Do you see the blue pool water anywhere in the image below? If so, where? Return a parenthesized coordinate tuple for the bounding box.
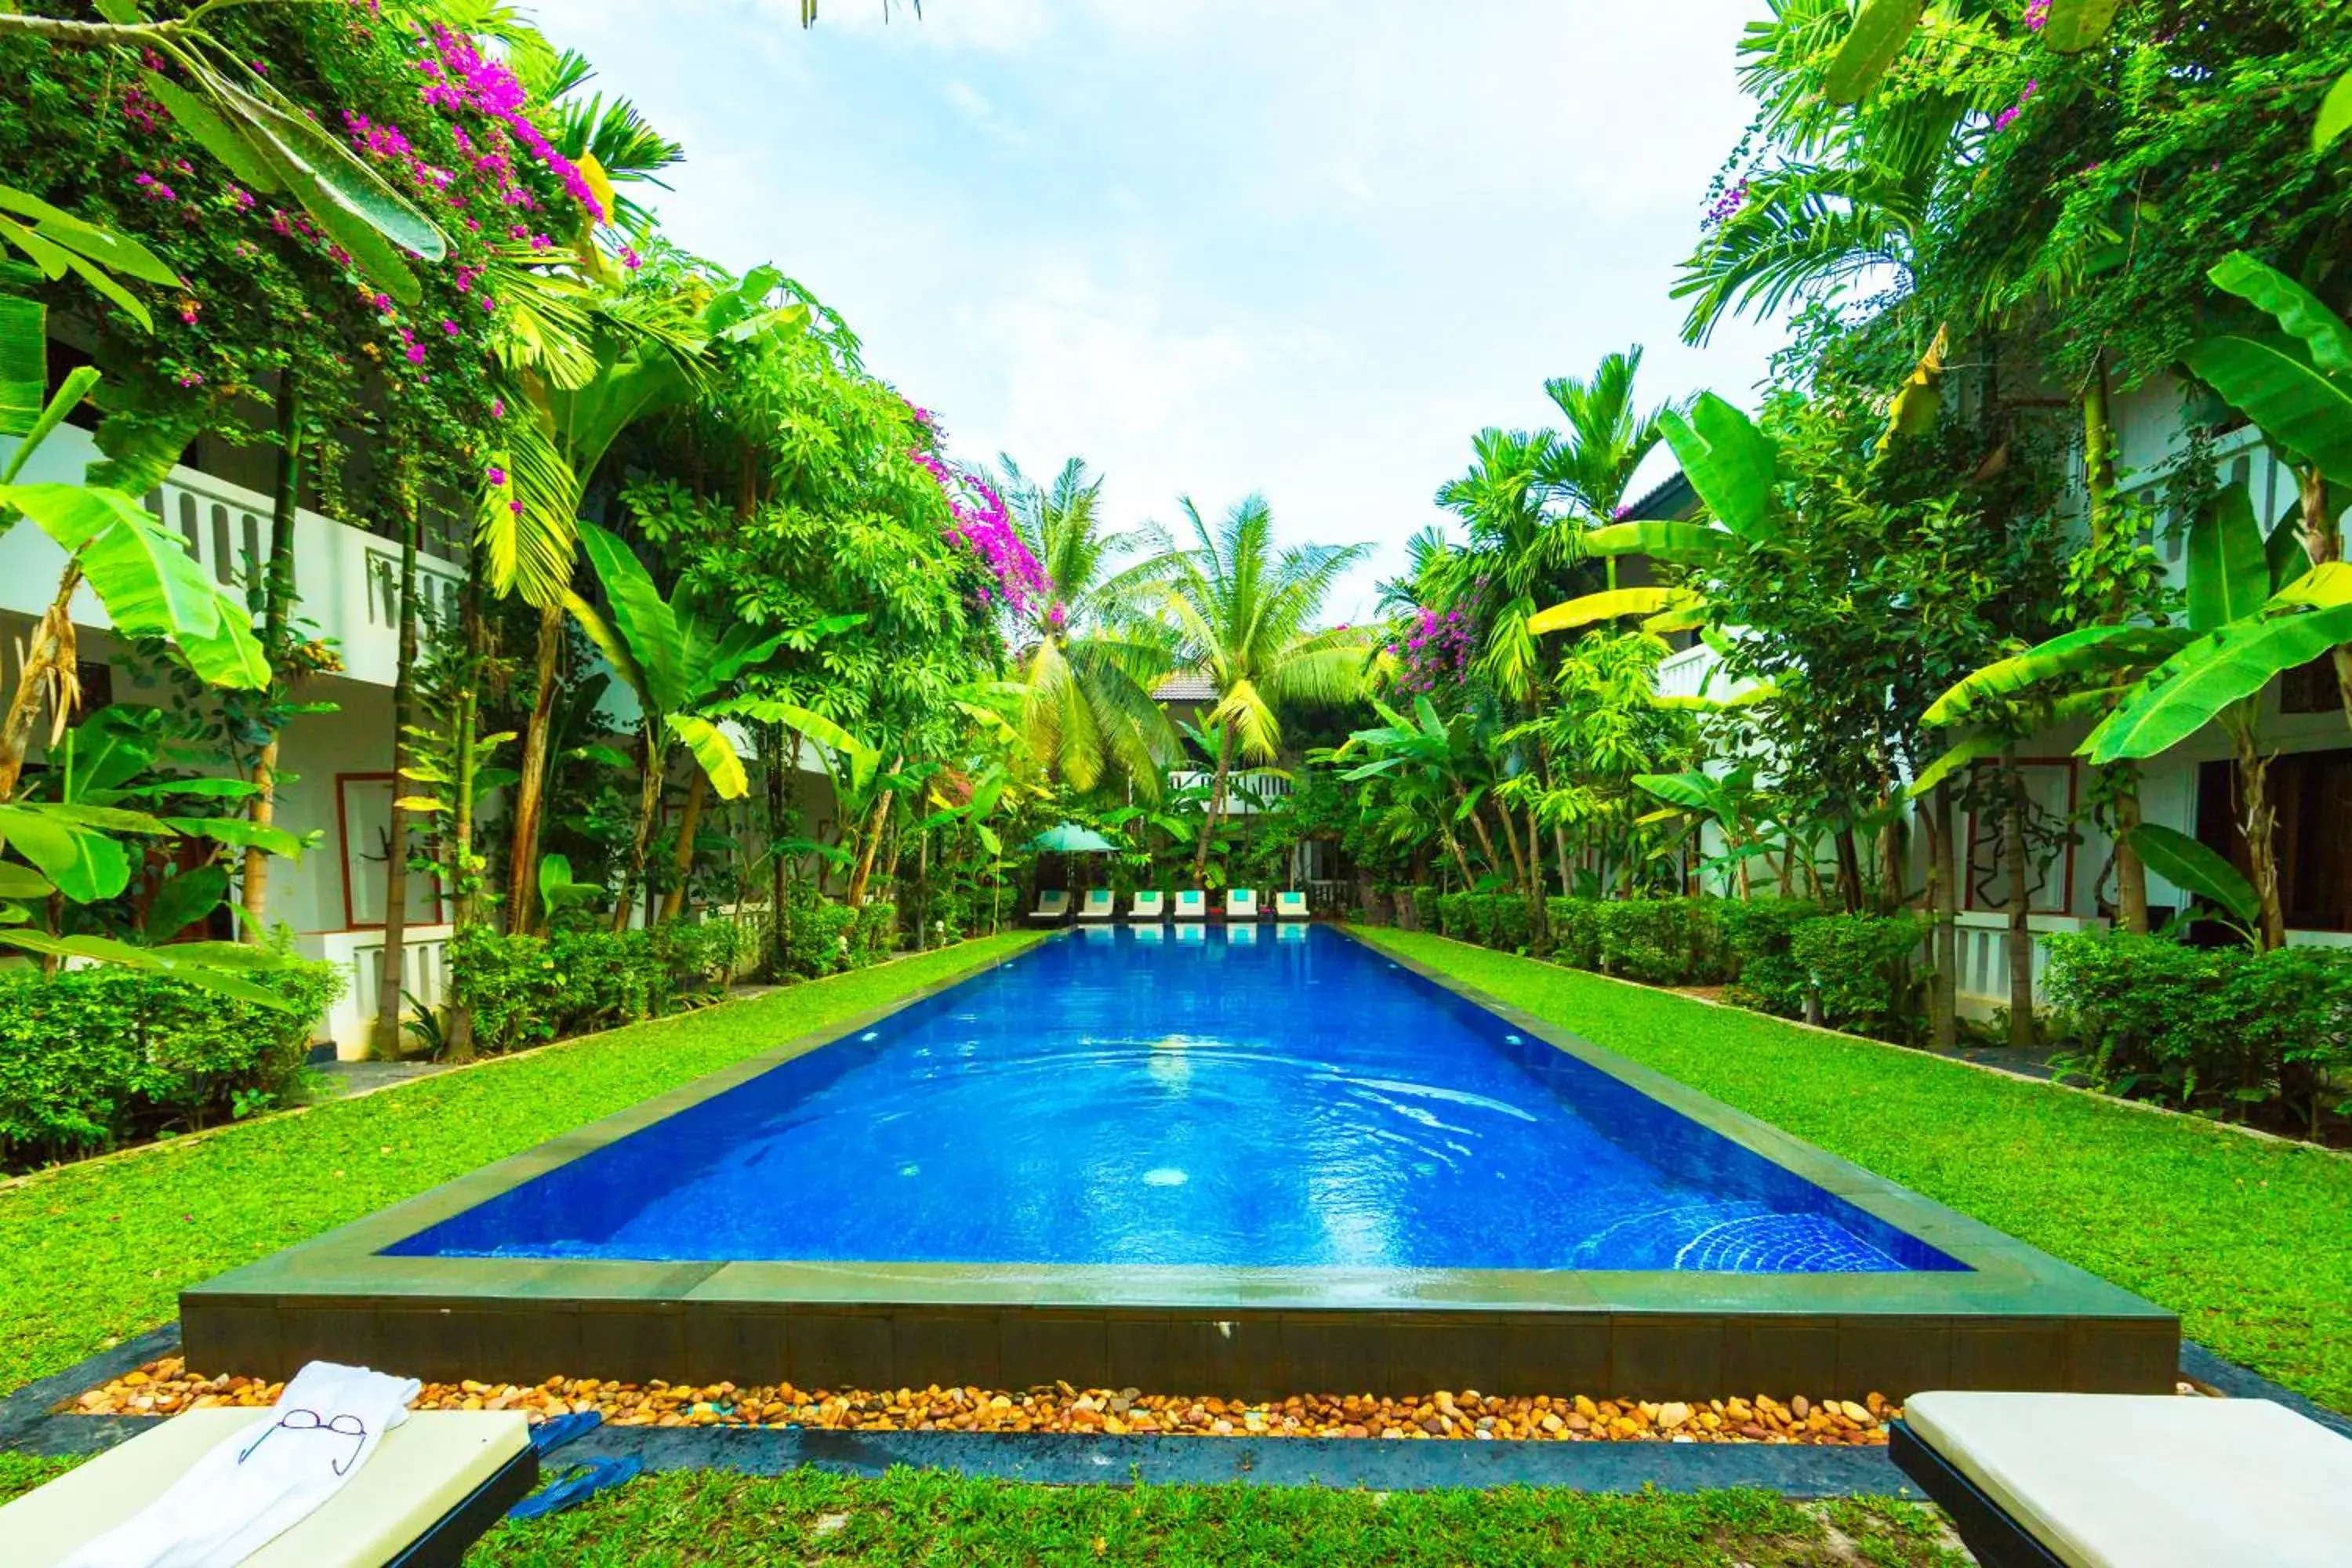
(391, 927, 1962, 1274)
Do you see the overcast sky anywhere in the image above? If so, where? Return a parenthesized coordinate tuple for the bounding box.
(540, 1, 1784, 620)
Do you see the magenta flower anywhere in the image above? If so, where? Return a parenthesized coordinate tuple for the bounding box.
(487, 466, 508, 487)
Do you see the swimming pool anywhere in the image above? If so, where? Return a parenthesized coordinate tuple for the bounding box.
(184, 927, 2178, 1399)
(389, 926, 1957, 1275)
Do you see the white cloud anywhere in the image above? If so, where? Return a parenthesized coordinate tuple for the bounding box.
(538, 0, 1788, 619)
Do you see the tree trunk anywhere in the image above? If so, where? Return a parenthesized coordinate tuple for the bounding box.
(1439, 790, 1476, 888)
(2292, 466, 2352, 735)
(1833, 826, 1864, 914)
(1191, 728, 1233, 885)
(370, 495, 422, 1059)
(2232, 726, 2288, 952)
(2002, 755, 2036, 1049)
(659, 768, 708, 923)
(2112, 768, 2149, 935)
(845, 783, 893, 907)
(0, 562, 82, 805)
(506, 603, 565, 935)
(613, 728, 662, 933)
(242, 370, 305, 942)
(913, 828, 930, 953)
(769, 725, 790, 977)
(1929, 780, 1960, 1052)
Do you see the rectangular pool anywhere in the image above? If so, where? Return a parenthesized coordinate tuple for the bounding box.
(390, 927, 1958, 1275)
(184, 927, 2178, 1401)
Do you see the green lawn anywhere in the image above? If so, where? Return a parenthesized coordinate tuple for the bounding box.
(467, 1471, 1962, 1566)
(1361, 929, 2352, 1413)
(0, 1457, 1958, 1565)
(0, 934, 1041, 1400)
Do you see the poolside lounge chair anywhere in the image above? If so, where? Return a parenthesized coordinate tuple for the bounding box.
(1225, 888, 1261, 922)
(1029, 889, 1070, 924)
(1890, 1391, 2352, 1568)
(1174, 890, 1207, 921)
(1128, 890, 1167, 922)
(4, 1408, 538, 1567)
(1076, 888, 1115, 922)
(1275, 890, 1310, 921)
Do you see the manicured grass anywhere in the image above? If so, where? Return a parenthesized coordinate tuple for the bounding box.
(0, 934, 1041, 1400)
(1362, 929, 2352, 1412)
(0, 1454, 1957, 1563)
(466, 1469, 1961, 1566)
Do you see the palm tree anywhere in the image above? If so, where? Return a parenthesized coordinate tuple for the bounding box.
(1156, 496, 1370, 882)
(1541, 347, 1678, 532)
(999, 457, 1181, 797)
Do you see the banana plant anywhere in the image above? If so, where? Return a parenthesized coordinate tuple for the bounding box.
(1825, 0, 2122, 107)
(568, 522, 811, 927)
(1526, 394, 1776, 637)
(2078, 553, 2352, 952)
(1, 183, 179, 408)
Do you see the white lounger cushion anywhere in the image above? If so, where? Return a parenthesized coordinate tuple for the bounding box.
(7, 1410, 530, 1568)
(1905, 1392, 2352, 1568)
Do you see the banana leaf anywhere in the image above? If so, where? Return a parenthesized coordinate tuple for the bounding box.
(2125, 823, 2259, 927)
(666, 713, 749, 800)
(2185, 332, 2352, 487)
(2085, 601, 2352, 764)
(1658, 394, 1779, 540)
(2187, 482, 2270, 633)
(1578, 520, 1730, 564)
(1824, 0, 1923, 106)
(2041, 0, 2124, 52)
(1527, 586, 1704, 636)
(1923, 625, 2190, 726)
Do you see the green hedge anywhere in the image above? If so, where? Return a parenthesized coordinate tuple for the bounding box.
(0, 961, 342, 1171)
(1718, 898, 1834, 1016)
(1791, 913, 1926, 1042)
(2045, 931, 2352, 1136)
(450, 920, 762, 1057)
(1436, 893, 1530, 952)
(1541, 898, 1724, 986)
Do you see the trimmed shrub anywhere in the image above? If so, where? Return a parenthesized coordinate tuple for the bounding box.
(1406, 885, 1439, 935)
(1595, 898, 1726, 987)
(850, 901, 900, 967)
(2046, 931, 2352, 1134)
(0, 960, 341, 1171)
(1437, 893, 1530, 952)
(1546, 898, 1603, 971)
(1788, 913, 1926, 1042)
(783, 894, 858, 979)
(1719, 898, 1834, 1016)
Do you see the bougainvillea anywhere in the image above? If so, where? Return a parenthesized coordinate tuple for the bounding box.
(1389, 604, 1476, 695)
(912, 445, 1050, 615)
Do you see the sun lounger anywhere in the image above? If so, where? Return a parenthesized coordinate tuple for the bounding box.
(1029, 890, 1070, 924)
(1173, 890, 1207, 921)
(1890, 1391, 2352, 1568)
(1275, 890, 1310, 921)
(4, 1408, 538, 1568)
(1076, 888, 1115, 922)
(1128, 890, 1167, 922)
(1225, 888, 1261, 921)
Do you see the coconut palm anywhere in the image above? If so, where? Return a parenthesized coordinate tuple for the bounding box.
(1156, 496, 1370, 881)
(999, 457, 1181, 797)
(1540, 348, 1679, 528)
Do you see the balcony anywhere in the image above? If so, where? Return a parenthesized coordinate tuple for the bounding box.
(0, 421, 465, 689)
(1167, 769, 1293, 815)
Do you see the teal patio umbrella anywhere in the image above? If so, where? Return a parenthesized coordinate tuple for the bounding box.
(1026, 824, 1118, 855)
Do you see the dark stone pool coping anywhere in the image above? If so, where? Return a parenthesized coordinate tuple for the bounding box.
(176, 929, 2177, 1399)
(9, 1325, 2343, 1497)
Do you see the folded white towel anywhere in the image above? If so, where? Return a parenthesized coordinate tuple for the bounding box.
(64, 1361, 421, 1568)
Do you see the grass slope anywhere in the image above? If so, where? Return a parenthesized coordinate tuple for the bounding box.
(0, 934, 1040, 1399)
(1362, 930, 2352, 1412)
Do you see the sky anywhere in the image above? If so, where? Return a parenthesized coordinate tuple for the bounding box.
(539, 1, 1787, 621)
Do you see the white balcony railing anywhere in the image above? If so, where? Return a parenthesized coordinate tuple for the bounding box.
(1168, 769, 1294, 815)
(1949, 910, 2107, 1021)
(0, 422, 463, 689)
(300, 924, 454, 1060)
